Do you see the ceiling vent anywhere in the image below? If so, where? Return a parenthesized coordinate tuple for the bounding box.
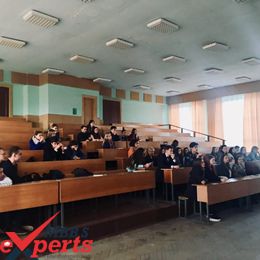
(93, 77, 112, 83)
(70, 55, 95, 63)
(164, 76, 182, 82)
(132, 85, 151, 90)
(242, 57, 260, 65)
(197, 84, 212, 89)
(124, 68, 145, 74)
(0, 36, 27, 48)
(23, 10, 59, 28)
(202, 42, 229, 51)
(204, 68, 223, 74)
(41, 68, 65, 74)
(106, 38, 134, 49)
(166, 90, 180, 94)
(147, 18, 180, 33)
(235, 76, 251, 82)
(162, 55, 187, 63)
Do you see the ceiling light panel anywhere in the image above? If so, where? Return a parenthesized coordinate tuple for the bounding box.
(132, 85, 151, 90)
(166, 90, 180, 94)
(235, 76, 251, 82)
(70, 55, 95, 63)
(164, 76, 182, 82)
(41, 68, 65, 74)
(197, 84, 212, 89)
(202, 42, 229, 50)
(93, 77, 112, 83)
(0, 36, 27, 48)
(124, 68, 145, 74)
(106, 38, 134, 49)
(147, 18, 180, 33)
(204, 68, 223, 74)
(162, 55, 187, 63)
(242, 57, 260, 65)
(23, 10, 59, 28)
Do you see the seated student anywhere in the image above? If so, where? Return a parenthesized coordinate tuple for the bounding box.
(29, 130, 45, 150)
(120, 127, 128, 141)
(77, 125, 92, 145)
(45, 128, 57, 143)
(210, 147, 218, 159)
(102, 133, 115, 149)
(183, 147, 189, 158)
(216, 145, 228, 164)
(110, 126, 120, 142)
(128, 139, 139, 158)
(157, 145, 178, 169)
(87, 120, 95, 135)
(232, 155, 247, 178)
(240, 146, 249, 161)
(50, 123, 61, 141)
(1, 146, 23, 184)
(128, 128, 139, 142)
(171, 139, 179, 152)
(43, 137, 66, 161)
(187, 157, 223, 222)
(247, 146, 260, 161)
(127, 148, 152, 171)
(216, 154, 232, 178)
(0, 167, 12, 187)
(91, 127, 103, 141)
(0, 147, 7, 165)
(65, 140, 84, 160)
(183, 142, 200, 167)
(175, 147, 184, 167)
(144, 147, 157, 166)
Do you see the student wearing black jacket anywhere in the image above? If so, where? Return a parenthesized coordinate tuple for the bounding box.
(183, 142, 200, 167)
(216, 154, 232, 178)
(43, 138, 66, 161)
(65, 141, 84, 160)
(86, 120, 95, 135)
(216, 145, 228, 164)
(110, 126, 120, 142)
(77, 125, 92, 145)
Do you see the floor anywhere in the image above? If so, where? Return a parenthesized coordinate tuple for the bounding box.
(39, 204, 260, 260)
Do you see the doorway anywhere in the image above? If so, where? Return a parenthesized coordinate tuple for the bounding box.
(103, 99, 121, 125)
(82, 96, 97, 124)
(0, 86, 9, 117)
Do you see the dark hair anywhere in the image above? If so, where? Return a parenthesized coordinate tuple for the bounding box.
(81, 125, 87, 129)
(171, 139, 179, 146)
(240, 146, 246, 154)
(48, 137, 58, 144)
(192, 158, 204, 170)
(219, 145, 227, 152)
(8, 146, 21, 157)
(251, 146, 259, 153)
(229, 147, 234, 154)
(203, 154, 214, 168)
(48, 128, 55, 133)
(87, 120, 95, 125)
(235, 146, 240, 149)
(190, 142, 198, 148)
(211, 147, 217, 154)
(69, 140, 78, 146)
(164, 145, 172, 151)
(34, 130, 43, 136)
(52, 124, 58, 128)
(129, 139, 139, 147)
(131, 128, 137, 134)
(235, 154, 244, 164)
(129, 148, 145, 166)
(121, 127, 126, 133)
(110, 126, 117, 131)
(220, 154, 229, 165)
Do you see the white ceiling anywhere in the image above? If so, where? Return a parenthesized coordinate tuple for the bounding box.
(0, 0, 260, 96)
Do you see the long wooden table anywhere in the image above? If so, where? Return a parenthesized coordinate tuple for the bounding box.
(0, 180, 59, 213)
(59, 170, 155, 226)
(163, 167, 191, 201)
(195, 175, 260, 219)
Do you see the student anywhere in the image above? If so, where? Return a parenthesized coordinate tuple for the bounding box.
(171, 139, 179, 152)
(234, 146, 240, 155)
(232, 155, 247, 178)
(127, 148, 152, 171)
(128, 128, 139, 142)
(175, 147, 184, 167)
(77, 125, 92, 144)
(0, 147, 7, 165)
(87, 120, 95, 134)
(43, 138, 66, 161)
(183, 147, 189, 157)
(183, 142, 200, 167)
(1, 146, 23, 184)
(0, 148, 12, 186)
(50, 123, 60, 141)
(120, 127, 128, 141)
(29, 130, 45, 150)
(247, 146, 260, 161)
(144, 147, 157, 166)
(216, 145, 228, 164)
(157, 145, 177, 169)
(110, 126, 120, 142)
(65, 140, 84, 160)
(128, 139, 139, 158)
(91, 127, 103, 141)
(240, 146, 249, 161)
(45, 128, 57, 143)
(187, 157, 223, 222)
(216, 154, 232, 178)
(102, 133, 115, 149)
(210, 147, 218, 159)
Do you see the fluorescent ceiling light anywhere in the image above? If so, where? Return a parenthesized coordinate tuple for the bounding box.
(235, 76, 251, 82)
(124, 68, 145, 74)
(41, 68, 65, 74)
(132, 85, 151, 90)
(70, 55, 95, 63)
(202, 42, 229, 50)
(0, 36, 27, 48)
(242, 57, 260, 65)
(197, 84, 212, 89)
(162, 55, 186, 63)
(204, 68, 223, 74)
(147, 18, 180, 33)
(93, 77, 112, 83)
(23, 10, 59, 28)
(106, 38, 134, 49)
(166, 90, 180, 94)
(164, 76, 182, 82)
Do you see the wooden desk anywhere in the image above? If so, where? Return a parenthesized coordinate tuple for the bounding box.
(21, 150, 44, 162)
(163, 167, 191, 201)
(59, 170, 155, 225)
(195, 175, 260, 219)
(0, 181, 59, 213)
(98, 148, 128, 159)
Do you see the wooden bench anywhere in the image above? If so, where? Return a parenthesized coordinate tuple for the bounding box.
(59, 170, 156, 225)
(21, 150, 44, 162)
(98, 148, 128, 159)
(82, 141, 103, 152)
(0, 180, 59, 213)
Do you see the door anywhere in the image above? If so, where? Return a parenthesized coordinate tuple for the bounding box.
(103, 99, 121, 125)
(0, 87, 9, 117)
(82, 97, 95, 124)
